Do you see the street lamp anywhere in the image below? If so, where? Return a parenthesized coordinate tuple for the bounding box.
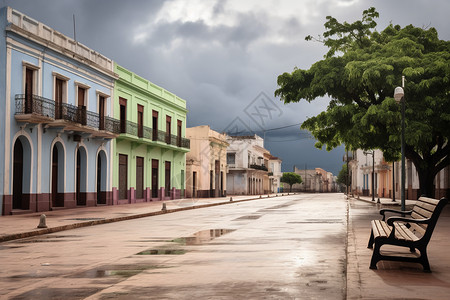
(363, 150, 379, 203)
(394, 76, 406, 212)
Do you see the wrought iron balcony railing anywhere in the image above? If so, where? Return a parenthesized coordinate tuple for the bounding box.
(15, 94, 120, 135)
(117, 123, 190, 149)
(250, 164, 268, 171)
(15, 94, 55, 118)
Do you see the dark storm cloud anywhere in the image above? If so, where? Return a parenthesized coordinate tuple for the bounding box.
(3, 0, 449, 175)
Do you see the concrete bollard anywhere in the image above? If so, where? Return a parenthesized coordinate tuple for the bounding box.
(37, 214, 48, 228)
(161, 202, 167, 211)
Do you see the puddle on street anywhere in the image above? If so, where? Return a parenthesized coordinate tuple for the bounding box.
(11, 288, 101, 300)
(172, 229, 236, 245)
(15, 235, 81, 243)
(68, 264, 168, 278)
(288, 219, 343, 224)
(135, 229, 235, 255)
(136, 249, 186, 255)
(65, 217, 105, 221)
(233, 215, 261, 220)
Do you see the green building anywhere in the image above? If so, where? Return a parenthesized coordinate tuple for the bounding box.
(112, 64, 189, 204)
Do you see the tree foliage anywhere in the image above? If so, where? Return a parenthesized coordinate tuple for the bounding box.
(336, 163, 350, 187)
(280, 172, 303, 192)
(275, 7, 450, 196)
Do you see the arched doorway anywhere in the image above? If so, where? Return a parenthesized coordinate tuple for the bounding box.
(76, 147, 87, 206)
(51, 143, 65, 207)
(96, 150, 107, 204)
(13, 139, 24, 209)
(13, 137, 31, 210)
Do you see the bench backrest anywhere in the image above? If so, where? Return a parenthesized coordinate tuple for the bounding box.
(409, 197, 448, 241)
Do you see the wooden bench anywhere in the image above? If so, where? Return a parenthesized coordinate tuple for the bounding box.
(367, 196, 448, 272)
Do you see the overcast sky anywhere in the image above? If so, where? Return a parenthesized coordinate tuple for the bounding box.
(5, 0, 449, 175)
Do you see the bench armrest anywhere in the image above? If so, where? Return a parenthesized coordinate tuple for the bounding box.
(386, 216, 430, 226)
(380, 208, 413, 221)
(386, 216, 429, 239)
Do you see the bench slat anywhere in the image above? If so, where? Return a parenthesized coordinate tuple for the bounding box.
(409, 223, 426, 236)
(418, 197, 440, 206)
(416, 202, 437, 213)
(412, 207, 433, 219)
(372, 220, 390, 238)
(394, 223, 419, 241)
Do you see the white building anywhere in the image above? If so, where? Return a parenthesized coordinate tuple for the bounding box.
(226, 135, 271, 195)
(268, 155, 282, 193)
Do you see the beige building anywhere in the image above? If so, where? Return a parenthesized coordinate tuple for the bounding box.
(185, 126, 229, 198)
(292, 167, 337, 192)
(348, 149, 450, 200)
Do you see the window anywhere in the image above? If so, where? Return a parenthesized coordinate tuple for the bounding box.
(152, 159, 159, 198)
(152, 110, 158, 141)
(136, 156, 144, 199)
(165, 161, 171, 197)
(119, 97, 127, 133)
(22, 62, 39, 114)
(166, 115, 171, 144)
(119, 154, 128, 200)
(227, 153, 236, 165)
(96, 91, 109, 131)
(53, 72, 69, 119)
(76, 84, 88, 125)
(137, 104, 144, 138)
(98, 95, 106, 130)
(177, 120, 182, 147)
(25, 68, 34, 113)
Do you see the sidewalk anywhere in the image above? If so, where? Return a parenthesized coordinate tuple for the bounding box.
(347, 195, 450, 299)
(0, 194, 282, 243)
(1, 193, 449, 299)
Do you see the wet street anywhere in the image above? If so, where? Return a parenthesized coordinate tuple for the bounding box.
(0, 193, 347, 299)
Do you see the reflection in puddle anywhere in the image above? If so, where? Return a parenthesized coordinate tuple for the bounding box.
(136, 249, 186, 255)
(172, 229, 236, 245)
(134, 229, 235, 256)
(69, 265, 164, 278)
(233, 215, 261, 221)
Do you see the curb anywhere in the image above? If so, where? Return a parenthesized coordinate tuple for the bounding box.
(0, 195, 274, 243)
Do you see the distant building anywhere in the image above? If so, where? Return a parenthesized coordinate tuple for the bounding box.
(348, 149, 450, 200)
(292, 167, 337, 192)
(226, 135, 270, 195)
(268, 155, 282, 193)
(0, 7, 119, 215)
(185, 125, 229, 198)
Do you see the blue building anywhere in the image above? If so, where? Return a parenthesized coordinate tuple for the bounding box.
(0, 7, 119, 215)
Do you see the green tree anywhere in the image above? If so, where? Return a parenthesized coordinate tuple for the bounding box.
(336, 163, 351, 187)
(275, 7, 450, 197)
(280, 172, 303, 192)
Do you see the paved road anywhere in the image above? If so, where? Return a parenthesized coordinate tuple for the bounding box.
(0, 193, 347, 299)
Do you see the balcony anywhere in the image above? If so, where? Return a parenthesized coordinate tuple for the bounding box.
(250, 164, 268, 171)
(15, 94, 120, 138)
(117, 122, 190, 150)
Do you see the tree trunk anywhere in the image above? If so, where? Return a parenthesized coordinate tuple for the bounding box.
(416, 166, 435, 198)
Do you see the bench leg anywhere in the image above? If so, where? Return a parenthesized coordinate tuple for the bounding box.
(369, 242, 381, 269)
(367, 229, 374, 249)
(418, 247, 431, 272)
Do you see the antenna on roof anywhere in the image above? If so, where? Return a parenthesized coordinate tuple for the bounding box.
(73, 14, 77, 41)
